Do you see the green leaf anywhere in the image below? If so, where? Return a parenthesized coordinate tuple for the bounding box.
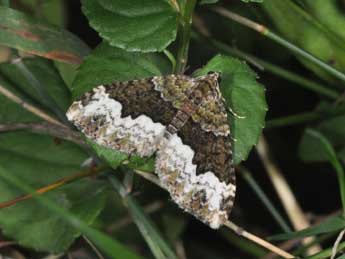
(318, 115, 345, 148)
(261, 0, 345, 82)
(14, 0, 66, 27)
(86, 139, 128, 169)
(0, 6, 90, 64)
(304, 0, 345, 43)
(81, 0, 178, 52)
(0, 131, 109, 253)
(0, 165, 143, 259)
(109, 176, 177, 259)
(0, 76, 40, 123)
(299, 128, 330, 162)
(269, 216, 345, 240)
(195, 55, 267, 164)
(72, 42, 171, 99)
(71, 42, 170, 168)
(0, 57, 71, 112)
(298, 129, 345, 213)
(54, 61, 79, 90)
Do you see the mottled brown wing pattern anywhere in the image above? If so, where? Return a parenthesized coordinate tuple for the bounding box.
(66, 73, 236, 229)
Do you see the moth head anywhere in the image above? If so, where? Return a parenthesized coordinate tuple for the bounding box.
(195, 71, 222, 99)
(207, 71, 221, 85)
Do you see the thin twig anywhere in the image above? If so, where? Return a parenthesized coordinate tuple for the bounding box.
(224, 221, 295, 259)
(0, 84, 66, 128)
(131, 170, 294, 258)
(0, 122, 85, 146)
(0, 165, 107, 209)
(331, 229, 345, 259)
(83, 235, 105, 259)
(256, 135, 321, 255)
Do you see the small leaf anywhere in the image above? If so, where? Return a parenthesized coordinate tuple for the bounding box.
(269, 216, 345, 240)
(86, 139, 128, 169)
(0, 131, 108, 252)
(0, 6, 90, 64)
(298, 129, 345, 213)
(195, 55, 267, 164)
(81, 0, 178, 52)
(299, 128, 330, 162)
(318, 115, 345, 148)
(71, 42, 170, 168)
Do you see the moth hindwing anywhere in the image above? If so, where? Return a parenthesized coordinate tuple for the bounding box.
(66, 73, 236, 229)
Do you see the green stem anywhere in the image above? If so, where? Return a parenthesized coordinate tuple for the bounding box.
(266, 106, 345, 129)
(108, 174, 178, 259)
(332, 161, 345, 216)
(175, 0, 197, 74)
(13, 57, 69, 125)
(163, 49, 176, 73)
(307, 129, 345, 215)
(240, 167, 292, 233)
(265, 112, 321, 128)
(212, 7, 345, 86)
(193, 32, 339, 99)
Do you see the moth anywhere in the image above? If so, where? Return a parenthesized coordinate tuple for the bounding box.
(66, 72, 236, 229)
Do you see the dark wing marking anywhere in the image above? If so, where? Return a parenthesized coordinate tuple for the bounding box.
(155, 73, 236, 229)
(66, 78, 178, 157)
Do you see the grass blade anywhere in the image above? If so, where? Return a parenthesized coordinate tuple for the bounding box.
(0, 165, 143, 259)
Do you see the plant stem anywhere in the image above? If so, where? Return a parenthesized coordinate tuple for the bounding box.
(240, 167, 292, 233)
(130, 170, 294, 258)
(163, 49, 176, 73)
(108, 174, 178, 259)
(256, 135, 321, 255)
(0, 83, 66, 128)
(266, 106, 345, 129)
(266, 112, 321, 128)
(193, 32, 339, 99)
(212, 7, 345, 86)
(0, 122, 85, 146)
(175, 0, 197, 74)
(224, 221, 295, 258)
(12, 57, 69, 124)
(0, 165, 107, 209)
